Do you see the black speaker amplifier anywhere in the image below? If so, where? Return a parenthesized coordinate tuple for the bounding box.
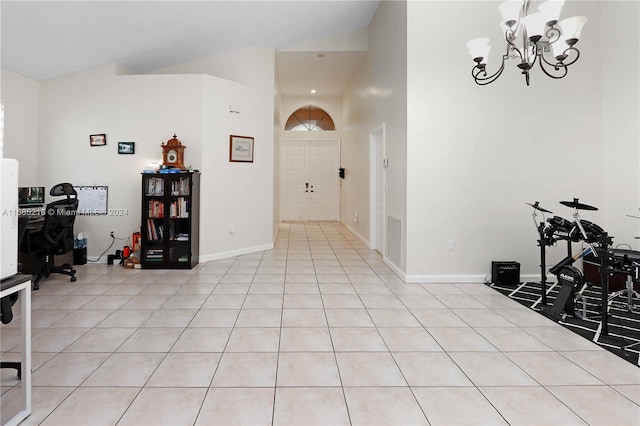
(491, 261, 520, 286)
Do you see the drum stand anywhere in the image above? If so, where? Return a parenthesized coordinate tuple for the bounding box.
(528, 202, 552, 307)
(536, 221, 549, 307)
(539, 201, 598, 321)
(607, 268, 640, 312)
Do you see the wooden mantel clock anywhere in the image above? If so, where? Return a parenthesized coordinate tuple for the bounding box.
(161, 134, 186, 170)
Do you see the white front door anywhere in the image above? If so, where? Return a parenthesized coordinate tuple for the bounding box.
(282, 140, 339, 221)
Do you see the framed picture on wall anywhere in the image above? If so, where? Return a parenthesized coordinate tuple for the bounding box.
(90, 133, 107, 146)
(229, 135, 254, 163)
(118, 142, 135, 154)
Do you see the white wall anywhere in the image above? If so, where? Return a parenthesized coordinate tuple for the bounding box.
(33, 62, 274, 261)
(155, 46, 275, 93)
(601, 1, 640, 248)
(341, 0, 408, 269)
(405, 1, 638, 282)
(155, 45, 277, 247)
(274, 86, 281, 240)
(37, 64, 205, 258)
(0, 68, 40, 184)
(200, 76, 274, 260)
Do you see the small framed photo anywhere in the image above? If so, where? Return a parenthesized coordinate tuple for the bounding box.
(118, 142, 135, 154)
(90, 133, 107, 146)
(229, 135, 254, 163)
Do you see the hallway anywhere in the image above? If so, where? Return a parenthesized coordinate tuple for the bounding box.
(1, 222, 639, 425)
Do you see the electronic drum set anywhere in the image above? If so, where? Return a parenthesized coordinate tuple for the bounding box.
(527, 198, 640, 343)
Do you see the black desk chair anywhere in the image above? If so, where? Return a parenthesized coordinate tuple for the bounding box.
(29, 183, 78, 290)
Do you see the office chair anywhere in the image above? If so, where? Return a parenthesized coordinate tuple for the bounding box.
(29, 183, 78, 290)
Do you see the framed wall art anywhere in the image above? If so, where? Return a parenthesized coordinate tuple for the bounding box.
(90, 133, 107, 146)
(229, 135, 254, 163)
(118, 142, 135, 154)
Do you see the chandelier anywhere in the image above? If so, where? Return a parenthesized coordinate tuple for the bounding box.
(466, 0, 587, 86)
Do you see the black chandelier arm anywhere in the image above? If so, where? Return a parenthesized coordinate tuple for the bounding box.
(527, 42, 539, 68)
(471, 55, 507, 86)
(538, 57, 569, 79)
(539, 49, 560, 68)
(539, 45, 581, 69)
(561, 46, 581, 66)
(504, 30, 525, 62)
(545, 26, 561, 44)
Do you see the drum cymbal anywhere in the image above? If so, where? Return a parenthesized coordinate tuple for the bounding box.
(525, 201, 552, 213)
(560, 198, 598, 211)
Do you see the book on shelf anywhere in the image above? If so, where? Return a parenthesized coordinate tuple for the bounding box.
(169, 197, 189, 218)
(146, 177, 165, 196)
(148, 200, 164, 218)
(146, 219, 164, 241)
(170, 178, 190, 196)
(145, 248, 163, 261)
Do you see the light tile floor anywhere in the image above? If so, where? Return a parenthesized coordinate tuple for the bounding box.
(2, 222, 640, 425)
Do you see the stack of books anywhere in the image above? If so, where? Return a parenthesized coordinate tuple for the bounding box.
(145, 249, 163, 262)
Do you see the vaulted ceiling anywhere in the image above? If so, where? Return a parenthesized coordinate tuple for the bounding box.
(1, 1, 380, 97)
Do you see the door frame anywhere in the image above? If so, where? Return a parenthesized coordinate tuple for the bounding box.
(369, 124, 386, 253)
(280, 138, 341, 222)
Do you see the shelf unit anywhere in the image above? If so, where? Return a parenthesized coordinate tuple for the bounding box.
(140, 172, 200, 269)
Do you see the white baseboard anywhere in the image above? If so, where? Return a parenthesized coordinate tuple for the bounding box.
(383, 257, 406, 281)
(404, 274, 486, 284)
(89, 242, 276, 265)
(273, 225, 280, 246)
(403, 273, 545, 284)
(340, 221, 370, 248)
(199, 243, 274, 263)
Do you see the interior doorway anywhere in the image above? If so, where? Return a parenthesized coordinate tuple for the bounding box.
(369, 124, 386, 254)
(281, 140, 340, 221)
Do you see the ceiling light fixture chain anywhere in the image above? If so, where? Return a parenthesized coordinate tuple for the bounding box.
(467, 0, 587, 86)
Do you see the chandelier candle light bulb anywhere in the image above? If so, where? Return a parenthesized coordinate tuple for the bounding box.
(467, 0, 587, 86)
(466, 38, 491, 65)
(538, 0, 565, 25)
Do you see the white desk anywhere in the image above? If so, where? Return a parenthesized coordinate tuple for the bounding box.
(1, 274, 31, 426)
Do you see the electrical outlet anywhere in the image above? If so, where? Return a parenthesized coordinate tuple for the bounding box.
(447, 240, 456, 251)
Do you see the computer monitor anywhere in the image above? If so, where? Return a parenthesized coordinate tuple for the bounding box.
(18, 186, 45, 207)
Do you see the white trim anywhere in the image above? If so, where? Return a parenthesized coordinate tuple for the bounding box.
(273, 225, 280, 246)
(199, 243, 274, 263)
(383, 257, 406, 282)
(340, 220, 370, 247)
(90, 242, 277, 264)
(369, 124, 385, 253)
(404, 273, 543, 284)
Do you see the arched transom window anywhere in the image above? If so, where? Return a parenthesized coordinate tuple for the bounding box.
(284, 105, 335, 131)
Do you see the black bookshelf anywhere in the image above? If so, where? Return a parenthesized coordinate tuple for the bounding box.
(140, 172, 200, 269)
